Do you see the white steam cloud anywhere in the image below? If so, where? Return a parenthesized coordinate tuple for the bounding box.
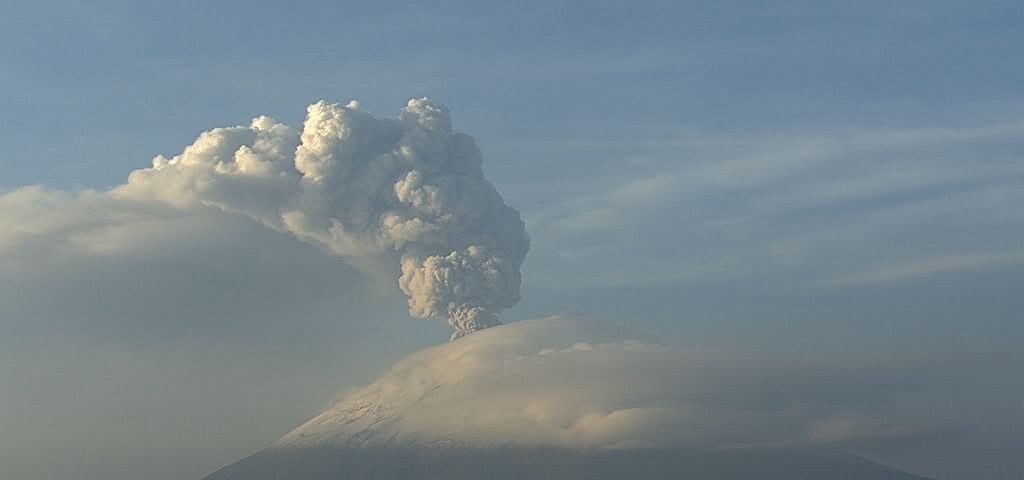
(113, 99, 528, 338)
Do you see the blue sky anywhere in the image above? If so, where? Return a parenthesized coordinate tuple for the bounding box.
(1, 2, 1023, 480)
(5, 1, 1024, 188)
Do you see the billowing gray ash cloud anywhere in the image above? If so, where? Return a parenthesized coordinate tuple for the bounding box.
(116, 99, 529, 339)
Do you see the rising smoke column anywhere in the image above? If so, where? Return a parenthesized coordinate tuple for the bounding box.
(116, 98, 529, 338)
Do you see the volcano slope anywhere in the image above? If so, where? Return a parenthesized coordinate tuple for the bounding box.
(205, 445, 929, 480)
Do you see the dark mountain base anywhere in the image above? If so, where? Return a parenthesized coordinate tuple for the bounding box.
(204, 446, 931, 480)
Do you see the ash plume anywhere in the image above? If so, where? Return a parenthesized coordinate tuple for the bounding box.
(116, 98, 528, 338)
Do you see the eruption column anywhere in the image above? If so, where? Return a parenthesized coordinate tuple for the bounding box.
(118, 98, 529, 338)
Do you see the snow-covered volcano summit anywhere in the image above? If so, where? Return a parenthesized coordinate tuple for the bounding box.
(273, 317, 617, 450)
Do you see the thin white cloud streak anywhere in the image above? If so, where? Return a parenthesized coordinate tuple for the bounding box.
(821, 251, 1024, 287)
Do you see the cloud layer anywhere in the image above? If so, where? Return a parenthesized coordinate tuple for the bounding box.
(276, 317, 953, 452)
(0, 185, 396, 344)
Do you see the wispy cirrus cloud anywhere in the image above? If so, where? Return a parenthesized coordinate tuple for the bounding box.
(507, 119, 1024, 289)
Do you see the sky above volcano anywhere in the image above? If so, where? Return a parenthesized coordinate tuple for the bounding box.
(1, 2, 1023, 480)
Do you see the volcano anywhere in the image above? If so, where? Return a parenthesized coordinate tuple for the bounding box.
(203, 319, 932, 480)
